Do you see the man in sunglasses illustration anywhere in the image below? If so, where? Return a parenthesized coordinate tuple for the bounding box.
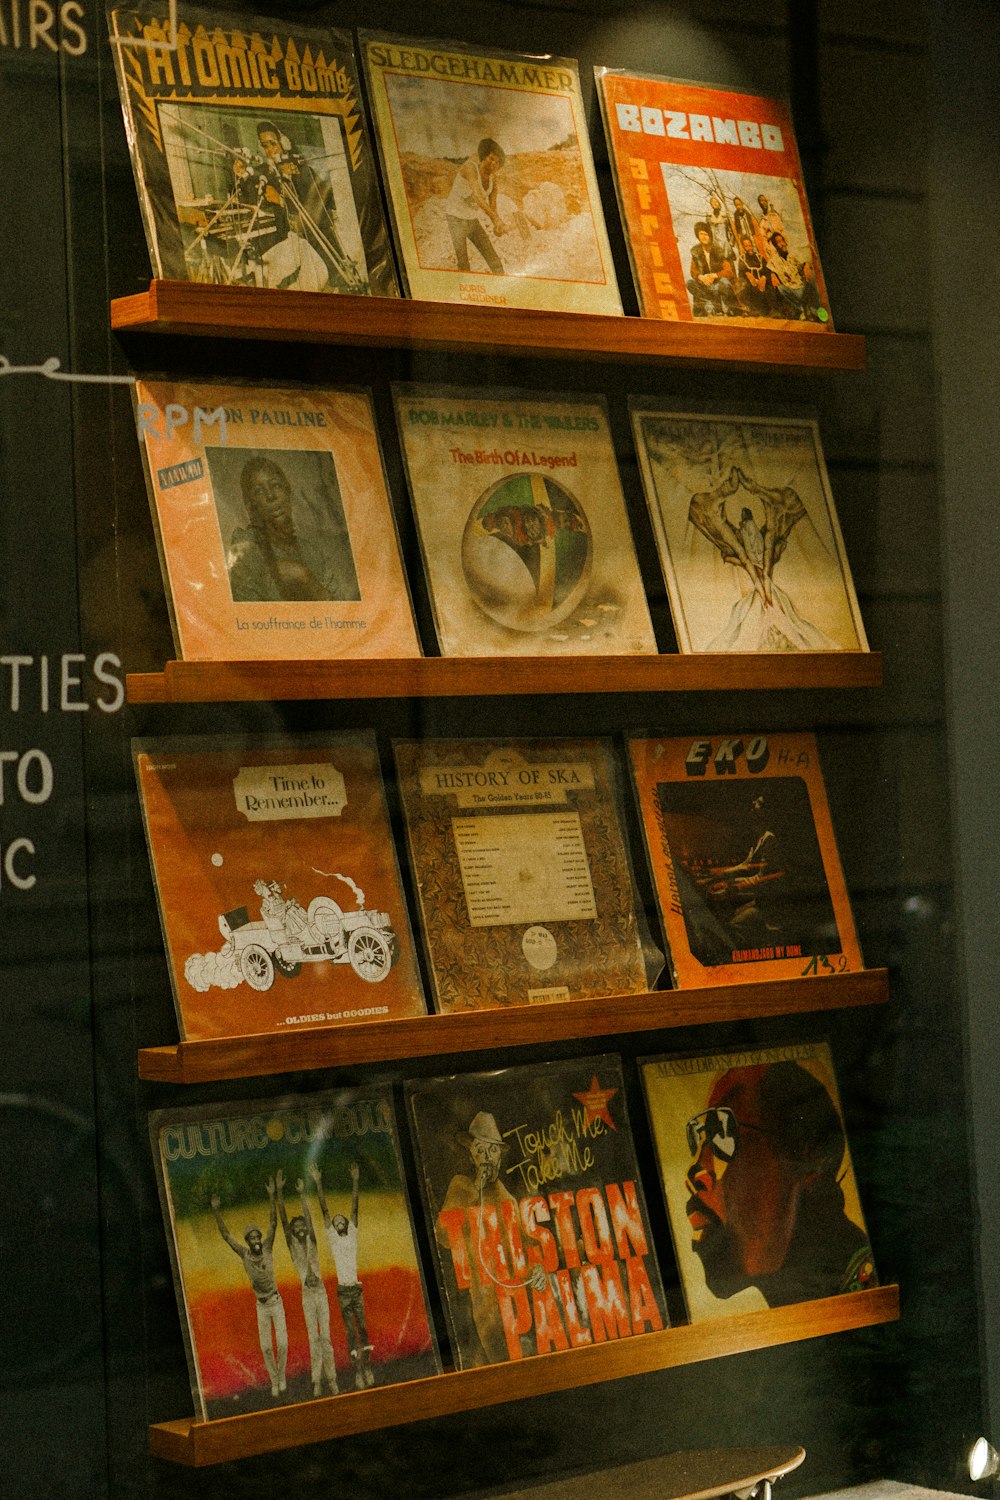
(684, 1061, 876, 1307)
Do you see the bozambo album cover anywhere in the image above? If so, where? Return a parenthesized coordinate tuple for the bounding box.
(360, 33, 622, 313)
(407, 1054, 668, 1368)
(394, 737, 661, 1012)
(628, 732, 863, 989)
(595, 69, 832, 328)
(132, 379, 420, 661)
(392, 385, 657, 656)
(630, 407, 868, 653)
(151, 1086, 440, 1419)
(108, 2, 398, 295)
(640, 1042, 877, 1322)
(133, 732, 427, 1040)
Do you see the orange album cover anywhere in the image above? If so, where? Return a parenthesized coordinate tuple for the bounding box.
(134, 732, 426, 1040)
(133, 379, 421, 661)
(595, 70, 833, 329)
(628, 732, 861, 988)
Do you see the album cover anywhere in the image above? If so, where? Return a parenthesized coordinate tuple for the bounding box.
(407, 1053, 667, 1367)
(640, 1042, 877, 1321)
(108, 3, 398, 295)
(630, 408, 868, 652)
(628, 732, 862, 988)
(360, 33, 622, 313)
(151, 1086, 439, 1418)
(394, 737, 658, 1012)
(392, 385, 657, 655)
(595, 69, 832, 327)
(133, 379, 420, 661)
(134, 732, 426, 1039)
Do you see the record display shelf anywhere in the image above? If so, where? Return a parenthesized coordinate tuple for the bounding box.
(126, 651, 883, 704)
(148, 1284, 898, 1465)
(138, 967, 887, 1083)
(111, 281, 866, 372)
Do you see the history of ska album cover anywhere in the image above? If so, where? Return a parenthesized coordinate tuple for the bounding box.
(595, 70, 832, 328)
(628, 732, 862, 989)
(134, 732, 427, 1041)
(360, 34, 622, 314)
(151, 1086, 439, 1419)
(393, 737, 659, 1013)
(133, 379, 421, 662)
(392, 386, 657, 657)
(407, 1054, 668, 1368)
(108, 3, 399, 295)
(630, 408, 868, 654)
(640, 1041, 877, 1322)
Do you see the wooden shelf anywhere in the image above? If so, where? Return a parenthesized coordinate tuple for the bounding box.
(111, 280, 865, 372)
(148, 1284, 898, 1465)
(126, 651, 882, 704)
(138, 968, 887, 1084)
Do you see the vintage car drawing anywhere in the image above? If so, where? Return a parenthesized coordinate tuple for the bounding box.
(216, 887, 399, 992)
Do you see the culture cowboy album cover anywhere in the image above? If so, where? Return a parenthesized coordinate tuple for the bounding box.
(640, 1042, 877, 1321)
(407, 1054, 668, 1368)
(132, 378, 421, 661)
(628, 732, 863, 988)
(595, 69, 832, 328)
(109, 2, 399, 295)
(392, 385, 657, 657)
(150, 1086, 439, 1418)
(134, 731, 426, 1040)
(360, 33, 622, 313)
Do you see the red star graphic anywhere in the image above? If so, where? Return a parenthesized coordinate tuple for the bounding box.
(572, 1074, 618, 1131)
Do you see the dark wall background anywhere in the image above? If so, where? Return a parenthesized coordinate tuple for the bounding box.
(0, 1, 990, 1497)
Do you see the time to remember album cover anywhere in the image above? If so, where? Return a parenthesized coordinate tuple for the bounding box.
(133, 379, 421, 661)
(134, 732, 426, 1040)
(151, 1086, 440, 1419)
(359, 34, 622, 314)
(392, 386, 657, 656)
(640, 1042, 877, 1322)
(630, 408, 868, 653)
(407, 1054, 668, 1368)
(394, 737, 658, 1013)
(595, 69, 832, 328)
(108, 3, 398, 296)
(628, 732, 862, 989)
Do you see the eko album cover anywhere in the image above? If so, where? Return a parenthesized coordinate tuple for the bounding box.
(407, 1054, 667, 1368)
(133, 379, 420, 661)
(640, 1042, 877, 1321)
(134, 732, 426, 1039)
(360, 34, 622, 313)
(392, 385, 657, 656)
(595, 69, 832, 327)
(108, 2, 398, 295)
(394, 737, 658, 1012)
(630, 408, 868, 653)
(628, 733, 862, 988)
(151, 1086, 439, 1418)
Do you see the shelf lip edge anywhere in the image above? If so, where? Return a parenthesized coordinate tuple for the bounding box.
(147, 1284, 898, 1465)
(138, 968, 889, 1083)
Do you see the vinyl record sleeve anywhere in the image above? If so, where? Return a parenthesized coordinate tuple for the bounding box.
(595, 69, 832, 328)
(639, 1042, 877, 1322)
(407, 1053, 668, 1368)
(392, 385, 657, 656)
(628, 732, 862, 988)
(394, 737, 658, 1012)
(134, 731, 427, 1040)
(360, 33, 622, 313)
(132, 379, 421, 661)
(630, 407, 868, 653)
(150, 1085, 440, 1419)
(108, 3, 398, 296)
